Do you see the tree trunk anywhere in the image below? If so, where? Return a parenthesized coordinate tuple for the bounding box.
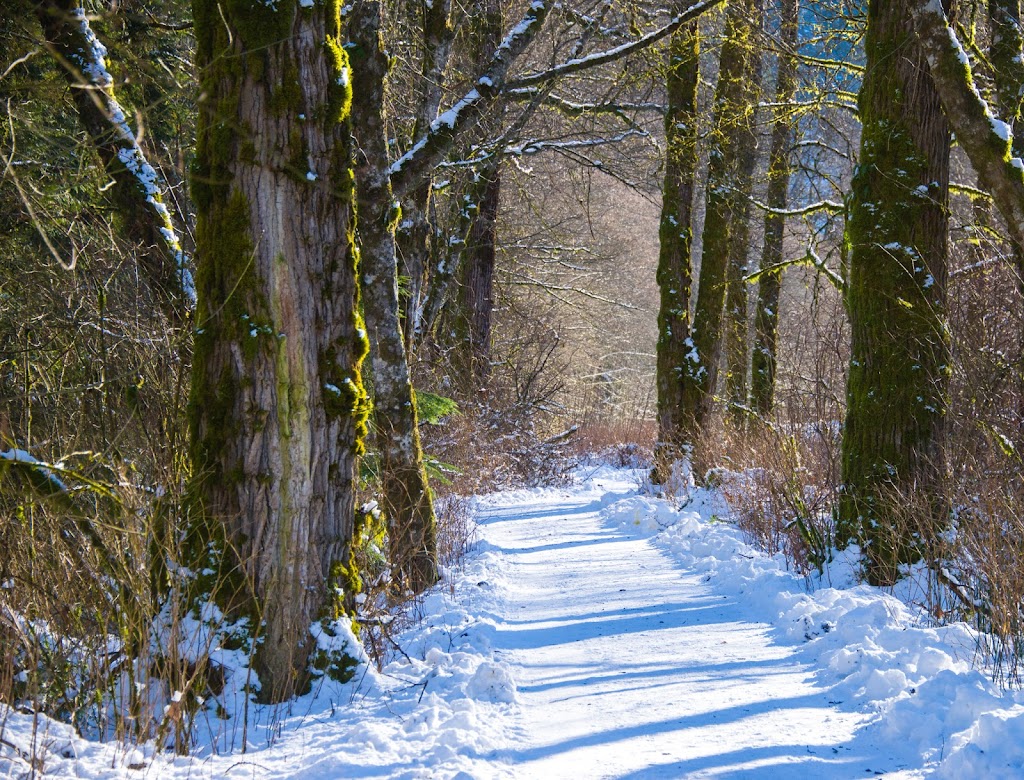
(458, 168, 501, 378)
(350, 0, 438, 596)
(35, 0, 191, 326)
(751, 0, 799, 417)
(190, 0, 369, 701)
(655, 22, 701, 467)
(907, 0, 1024, 255)
(988, 0, 1024, 435)
(396, 0, 454, 351)
(451, 0, 503, 382)
(677, 0, 760, 466)
(724, 3, 764, 421)
(839, 0, 951, 585)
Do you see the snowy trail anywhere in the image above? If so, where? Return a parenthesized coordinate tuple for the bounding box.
(476, 474, 884, 779)
(10, 466, 1022, 779)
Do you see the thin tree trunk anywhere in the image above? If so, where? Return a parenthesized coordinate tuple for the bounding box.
(35, 0, 191, 326)
(839, 0, 951, 585)
(459, 168, 501, 376)
(449, 0, 503, 383)
(655, 22, 701, 468)
(350, 0, 438, 595)
(190, 0, 369, 701)
(751, 0, 799, 417)
(397, 0, 454, 351)
(678, 0, 760, 466)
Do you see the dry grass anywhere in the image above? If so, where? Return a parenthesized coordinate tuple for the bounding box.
(713, 420, 841, 576)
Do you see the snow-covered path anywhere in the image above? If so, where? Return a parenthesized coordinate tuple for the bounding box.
(9, 466, 1024, 779)
(476, 475, 888, 779)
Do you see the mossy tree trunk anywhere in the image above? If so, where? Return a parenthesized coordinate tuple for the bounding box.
(655, 22, 701, 466)
(839, 0, 951, 585)
(190, 0, 369, 701)
(396, 0, 454, 352)
(907, 1, 1024, 253)
(751, 0, 800, 417)
(350, 0, 438, 596)
(677, 0, 760, 466)
(724, 2, 764, 421)
(35, 0, 191, 326)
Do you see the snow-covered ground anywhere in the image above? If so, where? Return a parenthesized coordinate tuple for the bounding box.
(3, 464, 1024, 778)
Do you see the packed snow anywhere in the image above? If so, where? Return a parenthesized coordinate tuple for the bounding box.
(2, 464, 1024, 778)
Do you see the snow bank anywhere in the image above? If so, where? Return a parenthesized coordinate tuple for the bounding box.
(1, 542, 518, 779)
(601, 483, 1024, 777)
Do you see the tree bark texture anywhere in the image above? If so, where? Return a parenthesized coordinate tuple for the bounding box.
(907, 0, 1024, 256)
(840, 0, 951, 585)
(677, 0, 760, 464)
(350, 0, 438, 596)
(751, 0, 799, 417)
(655, 22, 701, 465)
(724, 1, 764, 419)
(35, 0, 191, 326)
(190, 0, 369, 701)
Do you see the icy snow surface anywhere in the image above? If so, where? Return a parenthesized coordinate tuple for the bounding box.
(3, 465, 1024, 778)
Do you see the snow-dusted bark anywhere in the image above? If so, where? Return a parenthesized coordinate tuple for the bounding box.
(36, 0, 192, 325)
(350, 0, 438, 595)
(190, 0, 368, 700)
(840, 0, 951, 585)
(655, 22, 701, 468)
(751, 0, 800, 417)
(678, 0, 760, 467)
(907, 0, 1024, 255)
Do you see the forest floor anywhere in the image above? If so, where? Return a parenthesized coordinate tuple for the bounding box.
(3, 463, 1024, 778)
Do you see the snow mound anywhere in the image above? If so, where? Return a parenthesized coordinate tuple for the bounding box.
(603, 482, 1024, 777)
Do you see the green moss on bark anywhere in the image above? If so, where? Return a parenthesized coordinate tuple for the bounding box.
(839, 0, 951, 584)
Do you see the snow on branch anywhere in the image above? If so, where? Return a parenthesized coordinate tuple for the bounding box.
(37, 1, 193, 322)
(732, 192, 845, 218)
(506, 88, 666, 116)
(389, 0, 554, 198)
(503, 0, 727, 91)
(744, 245, 845, 293)
(908, 0, 1024, 256)
(505, 129, 648, 157)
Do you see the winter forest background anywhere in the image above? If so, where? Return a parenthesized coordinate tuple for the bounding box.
(4, 0, 1024, 769)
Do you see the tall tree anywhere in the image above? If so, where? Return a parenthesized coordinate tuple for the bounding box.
(676, 0, 760, 465)
(350, 0, 438, 595)
(450, 0, 504, 382)
(839, 0, 951, 585)
(751, 0, 800, 417)
(189, 0, 369, 700)
(396, 0, 454, 349)
(724, 2, 765, 420)
(655, 21, 701, 466)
